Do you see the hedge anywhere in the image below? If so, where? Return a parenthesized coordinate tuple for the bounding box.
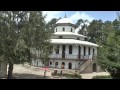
(51, 72, 82, 79)
(92, 75, 112, 79)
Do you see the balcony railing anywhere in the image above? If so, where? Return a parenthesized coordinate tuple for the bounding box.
(31, 53, 97, 60)
(49, 54, 97, 60)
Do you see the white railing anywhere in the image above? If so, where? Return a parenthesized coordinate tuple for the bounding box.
(49, 54, 96, 60)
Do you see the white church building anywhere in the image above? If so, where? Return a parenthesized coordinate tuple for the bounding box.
(31, 16, 103, 73)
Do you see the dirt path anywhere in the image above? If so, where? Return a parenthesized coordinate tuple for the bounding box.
(12, 64, 52, 79)
(81, 72, 110, 79)
(12, 64, 110, 79)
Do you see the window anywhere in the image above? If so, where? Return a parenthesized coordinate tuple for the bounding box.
(63, 27, 65, 31)
(89, 47, 90, 55)
(85, 38, 87, 41)
(43, 61, 44, 64)
(59, 36, 62, 39)
(50, 62, 52, 65)
(56, 28, 57, 32)
(69, 45, 72, 54)
(77, 37, 79, 40)
(56, 45, 59, 54)
(71, 28, 72, 32)
(84, 46, 86, 56)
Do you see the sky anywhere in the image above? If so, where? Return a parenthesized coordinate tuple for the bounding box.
(42, 11, 119, 24)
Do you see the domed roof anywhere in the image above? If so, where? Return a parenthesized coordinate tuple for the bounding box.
(56, 18, 73, 24)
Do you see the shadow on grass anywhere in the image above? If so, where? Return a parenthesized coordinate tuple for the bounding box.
(13, 73, 50, 79)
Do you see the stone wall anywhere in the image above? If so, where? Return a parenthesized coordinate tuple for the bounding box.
(81, 61, 104, 73)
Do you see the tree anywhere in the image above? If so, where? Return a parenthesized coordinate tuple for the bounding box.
(0, 11, 52, 79)
(27, 11, 52, 66)
(98, 29, 120, 79)
(97, 13, 120, 79)
(46, 18, 60, 33)
(86, 20, 104, 43)
(0, 11, 29, 79)
(76, 19, 89, 35)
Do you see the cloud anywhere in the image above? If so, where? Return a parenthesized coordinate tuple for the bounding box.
(68, 11, 94, 33)
(42, 11, 63, 23)
(68, 11, 94, 24)
(42, 11, 94, 24)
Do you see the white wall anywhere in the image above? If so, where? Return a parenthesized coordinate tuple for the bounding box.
(50, 45, 95, 60)
(49, 59, 80, 69)
(51, 35, 85, 41)
(54, 26, 75, 33)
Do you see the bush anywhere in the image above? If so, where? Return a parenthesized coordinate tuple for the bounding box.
(92, 75, 112, 79)
(51, 72, 82, 79)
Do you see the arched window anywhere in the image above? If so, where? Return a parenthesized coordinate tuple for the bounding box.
(61, 62, 65, 69)
(85, 38, 87, 41)
(50, 62, 52, 65)
(68, 62, 72, 69)
(69, 45, 72, 54)
(59, 36, 62, 39)
(77, 37, 79, 40)
(71, 28, 72, 32)
(63, 27, 65, 31)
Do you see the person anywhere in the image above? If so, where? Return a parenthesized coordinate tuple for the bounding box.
(44, 70, 46, 77)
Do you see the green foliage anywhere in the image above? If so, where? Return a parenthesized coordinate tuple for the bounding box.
(92, 75, 112, 79)
(76, 19, 89, 35)
(51, 72, 82, 79)
(0, 11, 52, 78)
(96, 13, 120, 79)
(46, 18, 60, 33)
(98, 29, 120, 79)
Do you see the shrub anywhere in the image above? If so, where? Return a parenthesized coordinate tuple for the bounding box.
(51, 72, 82, 79)
(92, 75, 112, 79)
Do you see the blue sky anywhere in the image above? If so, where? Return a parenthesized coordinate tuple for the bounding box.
(43, 11, 118, 24)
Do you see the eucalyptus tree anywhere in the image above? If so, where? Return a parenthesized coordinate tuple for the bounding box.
(0, 11, 52, 79)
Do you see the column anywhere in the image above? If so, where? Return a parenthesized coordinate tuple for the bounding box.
(65, 45, 69, 55)
(85, 46, 88, 59)
(90, 47, 93, 59)
(65, 45, 69, 59)
(53, 45, 56, 54)
(59, 45, 62, 54)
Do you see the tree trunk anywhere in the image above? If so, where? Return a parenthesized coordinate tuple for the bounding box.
(7, 63, 13, 79)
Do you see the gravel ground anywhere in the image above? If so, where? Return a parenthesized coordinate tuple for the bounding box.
(12, 64, 52, 79)
(80, 72, 110, 79)
(11, 64, 110, 79)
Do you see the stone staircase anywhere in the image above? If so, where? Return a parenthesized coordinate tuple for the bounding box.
(79, 60, 93, 73)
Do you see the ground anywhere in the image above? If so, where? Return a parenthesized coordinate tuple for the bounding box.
(5, 64, 109, 79)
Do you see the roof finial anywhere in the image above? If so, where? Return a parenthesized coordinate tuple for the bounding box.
(64, 13, 67, 18)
